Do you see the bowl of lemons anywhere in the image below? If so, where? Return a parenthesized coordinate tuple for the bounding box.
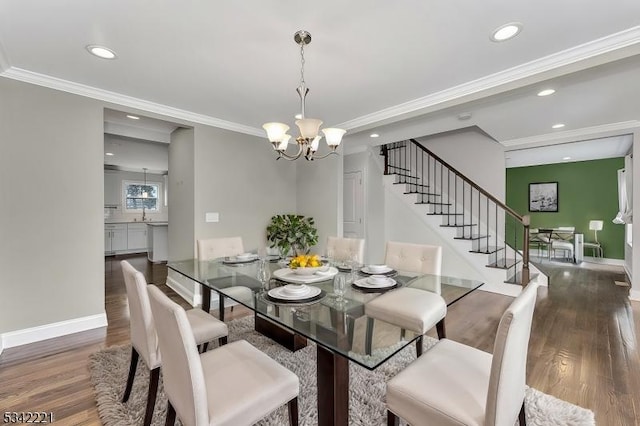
(289, 254, 325, 275)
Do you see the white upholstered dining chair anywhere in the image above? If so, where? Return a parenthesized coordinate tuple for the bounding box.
(384, 240, 442, 275)
(550, 226, 575, 261)
(386, 282, 539, 426)
(326, 236, 365, 264)
(197, 237, 254, 321)
(120, 261, 228, 426)
(364, 241, 446, 356)
(147, 285, 300, 426)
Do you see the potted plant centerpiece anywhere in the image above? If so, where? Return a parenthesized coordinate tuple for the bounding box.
(266, 214, 319, 258)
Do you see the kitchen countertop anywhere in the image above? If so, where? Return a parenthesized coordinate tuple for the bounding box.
(105, 221, 168, 225)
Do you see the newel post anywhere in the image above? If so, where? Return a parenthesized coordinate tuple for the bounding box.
(522, 215, 531, 286)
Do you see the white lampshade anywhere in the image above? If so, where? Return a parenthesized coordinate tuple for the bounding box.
(295, 118, 323, 139)
(263, 122, 289, 143)
(589, 220, 603, 231)
(277, 134, 292, 151)
(310, 136, 322, 152)
(322, 128, 346, 147)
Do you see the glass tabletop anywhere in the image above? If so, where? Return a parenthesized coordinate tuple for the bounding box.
(168, 258, 483, 370)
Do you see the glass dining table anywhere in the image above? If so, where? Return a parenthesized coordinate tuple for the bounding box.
(168, 257, 483, 426)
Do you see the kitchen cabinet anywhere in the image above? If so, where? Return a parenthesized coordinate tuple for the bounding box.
(104, 172, 121, 206)
(105, 224, 127, 254)
(147, 223, 168, 262)
(127, 223, 147, 251)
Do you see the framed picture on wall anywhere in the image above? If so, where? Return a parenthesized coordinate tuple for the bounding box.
(529, 182, 558, 212)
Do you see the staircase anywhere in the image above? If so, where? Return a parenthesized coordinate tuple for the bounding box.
(381, 139, 538, 286)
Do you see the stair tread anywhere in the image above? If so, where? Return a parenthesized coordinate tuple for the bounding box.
(453, 234, 490, 240)
(487, 258, 521, 269)
(505, 272, 537, 285)
(387, 165, 411, 172)
(391, 173, 421, 179)
(469, 246, 504, 254)
(394, 183, 430, 188)
(415, 202, 452, 206)
(440, 223, 477, 228)
(404, 191, 440, 196)
(426, 212, 464, 216)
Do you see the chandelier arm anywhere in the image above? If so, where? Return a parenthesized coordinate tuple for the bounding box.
(306, 150, 339, 161)
(276, 143, 305, 161)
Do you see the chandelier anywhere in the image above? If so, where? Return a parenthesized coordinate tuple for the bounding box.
(263, 30, 346, 161)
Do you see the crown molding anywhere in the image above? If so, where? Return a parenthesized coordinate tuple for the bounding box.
(336, 26, 640, 131)
(502, 120, 640, 149)
(0, 67, 265, 137)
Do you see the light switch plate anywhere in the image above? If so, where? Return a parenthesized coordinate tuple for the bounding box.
(205, 212, 219, 223)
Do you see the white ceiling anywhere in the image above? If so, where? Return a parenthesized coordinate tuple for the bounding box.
(104, 134, 169, 173)
(1, 0, 639, 165)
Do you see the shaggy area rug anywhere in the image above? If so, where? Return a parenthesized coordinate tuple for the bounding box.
(89, 316, 595, 425)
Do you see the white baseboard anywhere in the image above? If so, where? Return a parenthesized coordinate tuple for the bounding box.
(1, 313, 108, 350)
(581, 256, 626, 266)
(166, 275, 200, 306)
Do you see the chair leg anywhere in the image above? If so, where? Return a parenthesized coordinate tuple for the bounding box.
(201, 342, 209, 353)
(387, 410, 399, 426)
(518, 401, 526, 425)
(143, 367, 160, 426)
(165, 401, 176, 426)
(416, 335, 423, 357)
(219, 296, 225, 322)
(287, 397, 299, 426)
(219, 336, 228, 346)
(436, 318, 446, 339)
(122, 347, 139, 402)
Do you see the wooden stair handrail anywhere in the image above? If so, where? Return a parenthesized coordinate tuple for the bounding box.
(408, 139, 524, 223)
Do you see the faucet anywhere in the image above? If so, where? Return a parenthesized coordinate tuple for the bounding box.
(142, 206, 147, 222)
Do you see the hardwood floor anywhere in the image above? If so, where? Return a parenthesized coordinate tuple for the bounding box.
(1, 255, 638, 425)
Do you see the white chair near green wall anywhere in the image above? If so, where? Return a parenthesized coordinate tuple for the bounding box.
(583, 220, 604, 257)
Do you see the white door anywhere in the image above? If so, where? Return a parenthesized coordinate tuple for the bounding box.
(343, 171, 364, 238)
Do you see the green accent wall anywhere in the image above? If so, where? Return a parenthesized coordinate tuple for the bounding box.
(506, 157, 625, 259)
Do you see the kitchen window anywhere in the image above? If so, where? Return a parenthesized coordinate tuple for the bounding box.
(124, 181, 160, 212)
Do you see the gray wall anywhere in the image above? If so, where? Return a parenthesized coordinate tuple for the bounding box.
(168, 128, 196, 261)
(192, 126, 297, 253)
(417, 129, 506, 200)
(0, 78, 105, 333)
(296, 152, 342, 255)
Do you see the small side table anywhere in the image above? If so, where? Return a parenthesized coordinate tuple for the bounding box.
(583, 241, 603, 258)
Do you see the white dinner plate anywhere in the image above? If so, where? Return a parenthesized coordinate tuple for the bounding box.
(268, 286, 322, 300)
(222, 254, 258, 264)
(361, 265, 393, 274)
(273, 267, 338, 284)
(353, 277, 396, 289)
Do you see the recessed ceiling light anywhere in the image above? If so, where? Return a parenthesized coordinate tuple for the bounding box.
(105, 152, 114, 156)
(562, 156, 572, 161)
(457, 112, 472, 121)
(537, 89, 556, 97)
(370, 133, 380, 138)
(490, 22, 523, 42)
(294, 114, 302, 119)
(86, 45, 117, 59)
(552, 123, 565, 129)
(126, 114, 140, 120)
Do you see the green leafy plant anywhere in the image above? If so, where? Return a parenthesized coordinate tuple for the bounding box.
(266, 214, 319, 256)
